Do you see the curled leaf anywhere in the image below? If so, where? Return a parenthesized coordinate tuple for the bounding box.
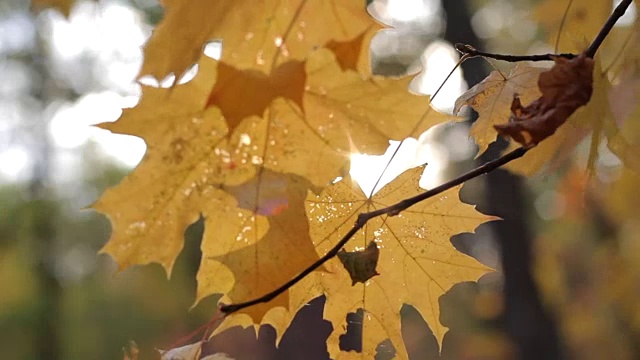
(495, 53, 594, 147)
(337, 240, 380, 285)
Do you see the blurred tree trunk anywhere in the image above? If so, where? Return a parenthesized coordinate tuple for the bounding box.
(29, 32, 62, 360)
(440, 1, 563, 359)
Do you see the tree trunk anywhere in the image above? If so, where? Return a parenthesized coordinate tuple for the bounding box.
(440, 1, 563, 359)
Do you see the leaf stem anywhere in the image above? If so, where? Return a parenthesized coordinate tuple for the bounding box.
(220, 146, 529, 315)
(586, 0, 633, 58)
(454, 43, 576, 62)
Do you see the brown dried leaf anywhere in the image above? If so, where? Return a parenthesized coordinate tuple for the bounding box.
(505, 55, 610, 175)
(495, 53, 594, 147)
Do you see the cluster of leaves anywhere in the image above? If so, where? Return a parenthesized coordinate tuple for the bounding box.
(32, 0, 640, 358)
(91, 0, 493, 357)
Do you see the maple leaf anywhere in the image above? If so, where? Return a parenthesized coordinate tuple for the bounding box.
(94, 54, 322, 334)
(214, 48, 452, 186)
(302, 49, 450, 154)
(607, 108, 640, 173)
(195, 170, 324, 340)
(454, 64, 545, 155)
(140, 0, 376, 82)
(96, 26, 451, 345)
(206, 60, 306, 131)
(299, 166, 495, 358)
(501, 122, 588, 176)
(326, 24, 382, 76)
(93, 56, 256, 273)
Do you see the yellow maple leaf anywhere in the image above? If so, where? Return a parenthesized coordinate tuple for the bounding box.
(303, 49, 450, 154)
(454, 64, 545, 156)
(326, 24, 382, 76)
(299, 166, 495, 358)
(93, 56, 255, 273)
(96, 39, 451, 331)
(214, 48, 451, 186)
(196, 170, 323, 341)
(534, 0, 611, 52)
(97, 0, 456, 347)
(94, 54, 323, 331)
(140, 0, 375, 81)
(502, 122, 587, 176)
(227, 97, 347, 188)
(206, 60, 306, 131)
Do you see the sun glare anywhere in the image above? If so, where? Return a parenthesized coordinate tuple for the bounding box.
(349, 39, 467, 198)
(349, 134, 448, 197)
(411, 41, 466, 112)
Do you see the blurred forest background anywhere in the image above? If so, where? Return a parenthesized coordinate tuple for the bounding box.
(1, 0, 638, 359)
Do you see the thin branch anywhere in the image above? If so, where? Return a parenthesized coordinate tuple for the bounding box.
(455, 43, 576, 62)
(220, 146, 529, 315)
(586, 0, 633, 58)
(455, 0, 633, 62)
(367, 147, 529, 218)
(220, 218, 365, 314)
